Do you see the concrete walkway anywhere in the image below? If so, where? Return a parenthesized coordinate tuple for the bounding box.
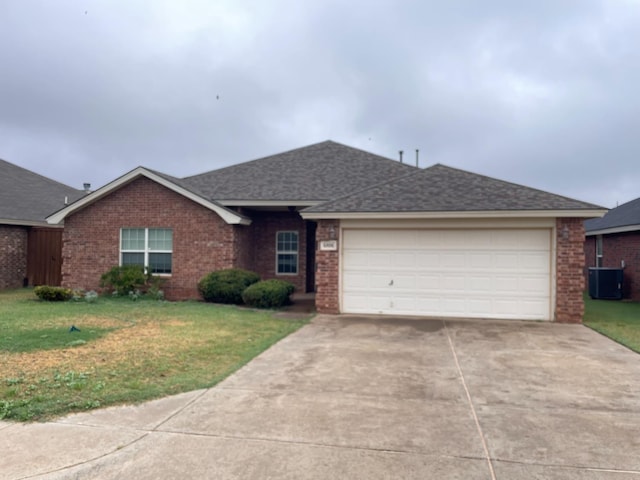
(2, 315, 640, 479)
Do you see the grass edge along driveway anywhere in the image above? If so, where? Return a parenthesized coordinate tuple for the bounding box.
(583, 293, 640, 354)
(0, 289, 308, 422)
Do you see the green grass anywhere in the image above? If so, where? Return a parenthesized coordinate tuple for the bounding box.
(584, 293, 640, 353)
(0, 289, 308, 421)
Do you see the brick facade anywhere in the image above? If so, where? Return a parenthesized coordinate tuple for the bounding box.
(247, 211, 308, 292)
(555, 218, 586, 323)
(61, 178, 313, 299)
(0, 225, 28, 289)
(314, 219, 340, 313)
(62, 177, 241, 300)
(58, 176, 591, 320)
(584, 231, 640, 301)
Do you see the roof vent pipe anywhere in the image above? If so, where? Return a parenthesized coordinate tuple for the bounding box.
(415, 149, 419, 167)
(83, 183, 91, 194)
(399, 150, 404, 163)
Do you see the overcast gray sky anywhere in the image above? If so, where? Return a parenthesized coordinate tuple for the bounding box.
(1, 0, 639, 208)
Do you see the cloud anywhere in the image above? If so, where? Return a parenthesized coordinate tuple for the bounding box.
(0, 0, 638, 207)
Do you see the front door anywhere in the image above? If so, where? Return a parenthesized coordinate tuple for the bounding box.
(305, 221, 317, 292)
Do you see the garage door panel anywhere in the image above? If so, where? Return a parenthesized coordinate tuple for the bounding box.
(441, 253, 466, 268)
(519, 253, 550, 270)
(468, 299, 493, 315)
(416, 274, 440, 290)
(393, 252, 417, 268)
(470, 253, 492, 268)
(416, 252, 439, 267)
(519, 276, 550, 293)
(466, 275, 494, 292)
(343, 294, 391, 313)
(342, 228, 552, 320)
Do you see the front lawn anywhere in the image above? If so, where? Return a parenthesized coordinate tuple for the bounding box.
(0, 289, 307, 421)
(584, 294, 640, 353)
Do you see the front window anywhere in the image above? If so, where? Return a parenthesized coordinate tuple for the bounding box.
(121, 228, 173, 274)
(276, 231, 298, 274)
(596, 235, 603, 268)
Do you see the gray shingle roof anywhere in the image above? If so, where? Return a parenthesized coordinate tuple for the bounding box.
(304, 164, 603, 213)
(0, 159, 84, 224)
(585, 197, 640, 232)
(182, 140, 418, 202)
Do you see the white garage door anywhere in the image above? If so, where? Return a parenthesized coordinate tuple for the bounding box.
(342, 229, 551, 320)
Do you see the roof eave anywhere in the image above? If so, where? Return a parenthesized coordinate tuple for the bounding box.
(301, 209, 608, 220)
(46, 167, 251, 226)
(586, 224, 640, 236)
(1, 218, 62, 228)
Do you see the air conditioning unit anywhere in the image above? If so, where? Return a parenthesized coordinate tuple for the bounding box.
(588, 268, 623, 300)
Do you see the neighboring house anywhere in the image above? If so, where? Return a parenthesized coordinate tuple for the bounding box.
(47, 141, 605, 322)
(0, 159, 83, 289)
(584, 197, 640, 301)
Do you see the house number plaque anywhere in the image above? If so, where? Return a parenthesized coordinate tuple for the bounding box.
(319, 240, 338, 251)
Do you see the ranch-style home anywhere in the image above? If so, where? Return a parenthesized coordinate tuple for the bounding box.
(47, 141, 605, 322)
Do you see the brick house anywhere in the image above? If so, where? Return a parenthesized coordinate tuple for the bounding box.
(48, 141, 605, 322)
(0, 159, 82, 289)
(584, 197, 640, 301)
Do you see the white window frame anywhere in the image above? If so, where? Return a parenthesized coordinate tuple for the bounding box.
(595, 234, 603, 268)
(120, 228, 173, 275)
(276, 231, 299, 275)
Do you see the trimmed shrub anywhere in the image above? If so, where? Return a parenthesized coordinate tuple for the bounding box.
(242, 279, 295, 309)
(34, 286, 73, 302)
(198, 269, 260, 304)
(99, 265, 165, 297)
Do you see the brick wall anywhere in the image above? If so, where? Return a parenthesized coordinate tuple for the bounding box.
(584, 236, 596, 269)
(598, 232, 640, 300)
(62, 177, 241, 300)
(555, 218, 585, 323)
(315, 219, 340, 313)
(584, 232, 640, 300)
(247, 211, 308, 292)
(0, 225, 28, 289)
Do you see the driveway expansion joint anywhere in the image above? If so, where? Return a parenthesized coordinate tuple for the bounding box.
(444, 320, 497, 480)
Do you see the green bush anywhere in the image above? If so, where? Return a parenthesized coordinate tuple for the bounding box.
(99, 265, 165, 297)
(34, 286, 73, 302)
(198, 269, 260, 304)
(241, 279, 295, 309)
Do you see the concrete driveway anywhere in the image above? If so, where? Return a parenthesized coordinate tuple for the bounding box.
(2, 315, 640, 479)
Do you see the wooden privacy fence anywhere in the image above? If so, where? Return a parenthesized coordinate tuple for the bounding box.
(27, 227, 63, 286)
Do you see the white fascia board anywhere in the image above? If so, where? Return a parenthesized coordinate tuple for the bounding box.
(301, 209, 608, 220)
(585, 224, 640, 236)
(46, 167, 250, 226)
(0, 218, 60, 227)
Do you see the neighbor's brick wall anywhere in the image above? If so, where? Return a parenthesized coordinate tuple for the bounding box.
(0, 225, 28, 289)
(584, 236, 596, 269)
(247, 211, 307, 292)
(315, 219, 340, 313)
(599, 232, 640, 300)
(555, 218, 585, 323)
(62, 177, 242, 300)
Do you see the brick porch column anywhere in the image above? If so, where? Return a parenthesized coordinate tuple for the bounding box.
(315, 219, 340, 314)
(555, 218, 585, 323)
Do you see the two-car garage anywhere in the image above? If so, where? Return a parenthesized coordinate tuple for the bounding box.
(302, 162, 604, 323)
(341, 227, 553, 320)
